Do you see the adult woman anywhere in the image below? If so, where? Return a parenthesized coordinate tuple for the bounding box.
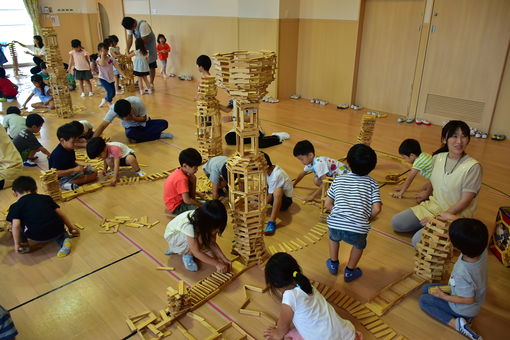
(391, 120, 482, 246)
(25, 36, 45, 74)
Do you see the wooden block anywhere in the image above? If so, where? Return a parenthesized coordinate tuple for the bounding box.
(354, 310, 375, 320)
(75, 223, 85, 230)
(147, 324, 163, 338)
(341, 296, 355, 309)
(126, 319, 137, 332)
(178, 281, 185, 295)
(239, 308, 261, 316)
(381, 330, 397, 340)
(374, 328, 393, 338)
(240, 297, 250, 309)
(350, 304, 369, 315)
(156, 267, 175, 271)
(129, 311, 151, 321)
(360, 316, 380, 326)
(367, 322, 387, 332)
(346, 301, 362, 313)
(333, 291, 346, 305)
(337, 294, 351, 307)
(244, 284, 265, 293)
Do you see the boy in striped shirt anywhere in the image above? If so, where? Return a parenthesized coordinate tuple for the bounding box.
(325, 144, 382, 282)
(392, 139, 433, 199)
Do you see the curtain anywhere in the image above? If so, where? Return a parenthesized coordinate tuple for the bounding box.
(23, 0, 42, 35)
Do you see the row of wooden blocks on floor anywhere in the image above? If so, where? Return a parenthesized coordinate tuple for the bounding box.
(99, 216, 159, 234)
(312, 281, 409, 340)
(267, 222, 328, 254)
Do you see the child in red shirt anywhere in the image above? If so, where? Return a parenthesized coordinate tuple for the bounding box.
(164, 148, 203, 215)
(156, 34, 171, 78)
(0, 68, 18, 102)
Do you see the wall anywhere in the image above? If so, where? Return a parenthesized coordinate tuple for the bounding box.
(278, 0, 300, 98)
(490, 48, 510, 136)
(296, 0, 361, 104)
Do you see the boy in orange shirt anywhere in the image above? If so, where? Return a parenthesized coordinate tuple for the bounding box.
(164, 148, 203, 215)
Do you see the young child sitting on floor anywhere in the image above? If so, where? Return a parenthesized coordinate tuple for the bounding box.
(203, 155, 228, 200)
(49, 123, 98, 191)
(263, 152, 293, 235)
(70, 120, 94, 148)
(293, 140, 349, 201)
(420, 216, 488, 340)
(263, 252, 362, 340)
(325, 144, 381, 282)
(164, 148, 203, 215)
(164, 200, 231, 273)
(12, 113, 50, 167)
(392, 138, 433, 199)
(86, 137, 145, 186)
(6, 176, 80, 257)
(2, 106, 25, 139)
(0, 67, 18, 102)
(37, 62, 50, 80)
(21, 74, 54, 109)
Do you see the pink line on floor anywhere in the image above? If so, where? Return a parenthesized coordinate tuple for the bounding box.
(75, 197, 247, 330)
(158, 139, 183, 151)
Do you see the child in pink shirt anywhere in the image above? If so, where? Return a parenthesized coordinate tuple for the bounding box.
(67, 39, 93, 97)
(97, 42, 125, 108)
(86, 137, 145, 186)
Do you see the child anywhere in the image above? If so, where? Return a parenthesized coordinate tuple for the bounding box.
(2, 106, 25, 139)
(163, 148, 203, 215)
(67, 39, 93, 97)
(392, 138, 433, 199)
(263, 252, 361, 340)
(49, 123, 98, 190)
(129, 38, 151, 95)
(0, 67, 18, 102)
(196, 54, 211, 77)
(157, 34, 171, 78)
(164, 200, 231, 272)
(89, 53, 99, 76)
(420, 217, 488, 340)
(86, 137, 145, 186)
(203, 155, 228, 200)
(12, 113, 50, 167)
(70, 120, 94, 148)
(21, 74, 54, 109)
(6, 176, 80, 257)
(66, 65, 77, 91)
(325, 144, 381, 282)
(97, 42, 125, 108)
(37, 62, 50, 80)
(293, 140, 349, 201)
(263, 152, 293, 235)
(107, 35, 123, 91)
(0, 305, 18, 339)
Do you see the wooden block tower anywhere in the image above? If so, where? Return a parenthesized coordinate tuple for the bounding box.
(414, 218, 453, 281)
(196, 76, 222, 160)
(357, 114, 377, 146)
(213, 50, 277, 265)
(41, 28, 73, 118)
(40, 169, 62, 202)
(117, 55, 135, 92)
(8, 43, 20, 77)
(166, 281, 191, 317)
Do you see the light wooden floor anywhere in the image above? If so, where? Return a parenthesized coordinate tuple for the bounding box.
(1, 68, 509, 340)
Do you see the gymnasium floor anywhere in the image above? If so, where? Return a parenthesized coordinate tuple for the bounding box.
(1, 67, 509, 339)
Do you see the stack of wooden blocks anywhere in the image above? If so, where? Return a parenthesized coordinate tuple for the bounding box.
(41, 27, 73, 118)
(357, 114, 377, 146)
(166, 281, 191, 317)
(414, 218, 452, 281)
(195, 76, 222, 160)
(8, 43, 19, 77)
(40, 169, 62, 202)
(117, 55, 135, 92)
(212, 50, 276, 265)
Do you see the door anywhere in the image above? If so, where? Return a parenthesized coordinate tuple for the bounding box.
(356, 0, 425, 115)
(415, 0, 510, 130)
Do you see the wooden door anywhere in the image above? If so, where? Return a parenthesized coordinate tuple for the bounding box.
(356, 0, 425, 115)
(415, 0, 510, 130)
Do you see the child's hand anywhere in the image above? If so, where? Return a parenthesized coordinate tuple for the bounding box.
(215, 262, 229, 273)
(437, 211, 458, 222)
(419, 217, 430, 226)
(220, 258, 232, 271)
(263, 326, 282, 340)
(74, 165, 85, 172)
(431, 287, 448, 299)
(391, 191, 403, 199)
(415, 191, 429, 203)
(15, 242, 30, 253)
(109, 177, 117, 186)
(69, 227, 80, 237)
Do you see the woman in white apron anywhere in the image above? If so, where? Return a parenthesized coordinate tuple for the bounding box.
(0, 127, 22, 189)
(391, 121, 482, 246)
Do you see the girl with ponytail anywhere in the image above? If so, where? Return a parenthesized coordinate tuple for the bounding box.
(263, 252, 362, 340)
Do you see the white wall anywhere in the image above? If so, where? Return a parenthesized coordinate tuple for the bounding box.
(299, 0, 360, 20)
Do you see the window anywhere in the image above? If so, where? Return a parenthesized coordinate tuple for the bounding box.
(0, 0, 36, 65)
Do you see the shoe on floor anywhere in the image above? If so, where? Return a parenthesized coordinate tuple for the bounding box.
(397, 117, 406, 123)
(160, 132, 173, 139)
(475, 131, 482, 138)
(80, 92, 86, 97)
(290, 93, 301, 99)
(455, 317, 483, 340)
(406, 118, 415, 123)
(421, 119, 432, 126)
(272, 132, 290, 142)
(415, 119, 423, 125)
(182, 254, 198, 271)
(264, 221, 276, 235)
(326, 259, 339, 275)
(491, 134, 506, 141)
(337, 104, 350, 109)
(98, 98, 107, 108)
(88, 92, 94, 97)
(135, 170, 146, 177)
(481, 132, 488, 139)
(23, 160, 38, 167)
(344, 267, 362, 282)
(7, 98, 14, 102)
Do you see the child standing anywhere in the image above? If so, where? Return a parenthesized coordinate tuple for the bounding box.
(293, 140, 349, 201)
(392, 138, 433, 199)
(325, 144, 381, 282)
(2, 106, 25, 139)
(21, 74, 54, 109)
(0, 67, 18, 102)
(67, 39, 93, 97)
(196, 54, 211, 76)
(164, 200, 231, 272)
(97, 42, 125, 108)
(163, 148, 203, 215)
(86, 137, 145, 186)
(157, 34, 171, 78)
(107, 35, 123, 91)
(203, 155, 228, 200)
(12, 113, 50, 167)
(263, 152, 293, 235)
(420, 217, 487, 340)
(263, 252, 361, 340)
(49, 123, 98, 190)
(6, 176, 80, 257)
(129, 37, 151, 95)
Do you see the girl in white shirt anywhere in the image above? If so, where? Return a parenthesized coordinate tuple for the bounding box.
(264, 253, 362, 340)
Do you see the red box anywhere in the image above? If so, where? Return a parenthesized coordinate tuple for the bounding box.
(490, 207, 510, 267)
